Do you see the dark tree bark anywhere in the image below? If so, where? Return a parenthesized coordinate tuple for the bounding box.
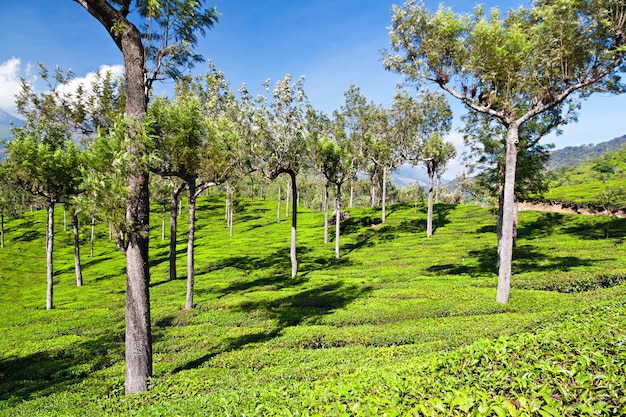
(72, 212, 83, 287)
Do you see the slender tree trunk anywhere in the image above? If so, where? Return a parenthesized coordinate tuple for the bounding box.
(427, 163, 435, 238)
(46, 202, 54, 310)
(496, 125, 520, 304)
(170, 182, 185, 281)
(229, 205, 234, 237)
(225, 183, 230, 223)
(349, 177, 354, 208)
(288, 171, 298, 277)
(382, 166, 387, 223)
(324, 182, 330, 244)
(370, 176, 376, 208)
(335, 183, 342, 259)
(161, 206, 165, 242)
(285, 179, 290, 218)
(90, 217, 95, 258)
(277, 184, 281, 223)
(72, 212, 83, 287)
(186, 180, 196, 310)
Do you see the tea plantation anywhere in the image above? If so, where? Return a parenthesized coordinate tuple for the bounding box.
(1, 197, 625, 416)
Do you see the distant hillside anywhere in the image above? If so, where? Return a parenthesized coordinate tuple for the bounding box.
(546, 134, 626, 171)
(392, 164, 452, 188)
(533, 145, 626, 210)
(0, 109, 23, 158)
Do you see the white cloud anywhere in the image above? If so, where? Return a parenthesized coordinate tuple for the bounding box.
(57, 64, 124, 97)
(0, 57, 23, 116)
(442, 131, 467, 180)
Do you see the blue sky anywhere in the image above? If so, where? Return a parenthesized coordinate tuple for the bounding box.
(1, 0, 625, 179)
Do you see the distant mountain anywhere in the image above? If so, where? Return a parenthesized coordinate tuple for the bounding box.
(546, 134, 626, 171)
(0, 109, 23, 159)
(392, 164, 451, 188)
(0, 108, 23, 141)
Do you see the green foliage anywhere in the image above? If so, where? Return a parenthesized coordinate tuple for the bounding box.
(1, 198, 625, 415)
(536, 146, 626, 207)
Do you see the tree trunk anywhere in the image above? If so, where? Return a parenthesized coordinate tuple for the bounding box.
(496, 125, 520, 304)
(229, 205, 234, 237)
(72, 212, 83, 287)
(349, 177, 354, 208)
(46, 202, 54, 310)
(285, 179, 290, 218)
(122, 27, 152, 396)
(185, 180, 196, 310)
(427, 163, 435, 238)
(370, 175, 376, 208)
(382, 166, 387, 223)
(170, 182, 185, 281)
(161, 206, 165, 242)
(90, 217, 95, 258)
(288, 171, 298, 277)
(335, 183, 342, 259)
(277, 184, 281, 223)
(324, 182, 330, 244)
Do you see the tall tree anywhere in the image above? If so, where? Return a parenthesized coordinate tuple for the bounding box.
(7, 66, 85, 309)
(150, 69, 237, 310)
(462, 108, 562, 250)
(255, 75, 308, 277)
(390, 87, 453, 236)
(385, 0, 626, 303)
(73, 0, 218, 393)
(339, 85, 368, 209)
(316, 133, 354, 258)
(8, 114, 84, 310)
(421, 132, 456, 237)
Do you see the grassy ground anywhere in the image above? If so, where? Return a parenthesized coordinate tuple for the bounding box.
(1, 195, 625, 416)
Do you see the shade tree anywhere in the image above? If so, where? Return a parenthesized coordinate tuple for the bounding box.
(385, 0, 626, 303)
(8, 80, 85, 308)
(252, 75, 308, 278)
(73, 0, 218, 393)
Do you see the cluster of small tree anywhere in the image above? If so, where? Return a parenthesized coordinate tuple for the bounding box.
(0, 0, 624, 396)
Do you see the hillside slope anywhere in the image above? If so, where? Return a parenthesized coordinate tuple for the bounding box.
(546, 134, 626, 171)
(533, 145, 626, 212)
(1, 197, 625, 415)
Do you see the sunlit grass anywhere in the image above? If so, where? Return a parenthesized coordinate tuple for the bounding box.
(1, 194, 625, 415)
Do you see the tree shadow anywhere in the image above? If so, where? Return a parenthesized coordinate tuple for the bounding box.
(425, 243, 605, 278)
(10, 229, 44, 243)
(517, 212, 566, 239)
(172, 280, 372, 373)
(0, 330, 124, 402)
